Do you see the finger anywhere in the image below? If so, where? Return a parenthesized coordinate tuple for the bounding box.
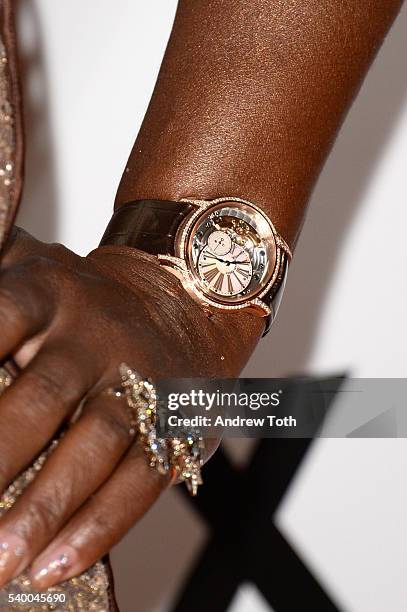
(29, 441, 172, 589)
(0, 265, 54, 360)
(0, 393, 133, 586)
(0, 340, 98, 492)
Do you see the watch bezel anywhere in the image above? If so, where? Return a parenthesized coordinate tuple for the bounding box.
(170, 197, 288, 314)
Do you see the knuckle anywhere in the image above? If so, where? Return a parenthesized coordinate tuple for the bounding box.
(90, 511, 115, 536)
(0, 263, 55, 329)
(19, 254, 55, 274)
(16, 254, 69, 289)
(51, 345, 94, 390)
(127, 443, 169, 491)
(15, 492, 66, 541)
(97, 407, 132, 446)
(0, 286, 28, 328)
(136, 442, 172, 488)
(25, 367, 65, 404)
(24, 350, 88, 410)
(48, 242, 74, 262)
(15, 353, 95, 429)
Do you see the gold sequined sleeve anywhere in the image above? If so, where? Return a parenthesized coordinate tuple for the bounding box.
(0, 0, 23, 252)
(0, 2, 118, 610)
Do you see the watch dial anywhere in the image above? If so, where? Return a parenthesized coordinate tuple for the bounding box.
(184, 201, 277, 305)
(198, 242, 252, 296)
(206, 230, 232, 256)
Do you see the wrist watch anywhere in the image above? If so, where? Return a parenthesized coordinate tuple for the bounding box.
(101, 197, 291, 336)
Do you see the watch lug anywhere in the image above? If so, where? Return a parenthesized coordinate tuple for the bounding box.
(245, 299, 271, 317)
(180, 197, 206, 208)
(157, 254, 186, 281)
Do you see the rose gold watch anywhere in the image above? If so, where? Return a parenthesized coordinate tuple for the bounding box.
(101, 197, 292, 335)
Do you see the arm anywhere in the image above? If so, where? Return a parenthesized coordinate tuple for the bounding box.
(0, 0, 402, 589)
(116, 0, 403, 247)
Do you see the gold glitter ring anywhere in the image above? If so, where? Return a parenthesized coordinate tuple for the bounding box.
(108, 364, 205, 496)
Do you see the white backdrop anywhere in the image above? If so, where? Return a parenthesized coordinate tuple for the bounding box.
(16, 2, 407, 611)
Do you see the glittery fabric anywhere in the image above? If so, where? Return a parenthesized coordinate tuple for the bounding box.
(0, 38, 15, 248)
(0, 41, 14, 235)
(0, 3, 115, 607)
(0, 370, 113, 611)
(0, 0, 21, 251)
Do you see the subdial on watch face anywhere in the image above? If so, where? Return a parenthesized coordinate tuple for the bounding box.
(198, 242, 253, 296)
(206, 230, 232, 256)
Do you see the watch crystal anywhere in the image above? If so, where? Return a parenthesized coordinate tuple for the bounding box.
(184, 201, 277, 305)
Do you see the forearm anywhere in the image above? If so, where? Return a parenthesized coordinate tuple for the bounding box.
(116, 0, 402, 247)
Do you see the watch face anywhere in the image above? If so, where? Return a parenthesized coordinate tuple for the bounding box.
(181, 200, 277, 305)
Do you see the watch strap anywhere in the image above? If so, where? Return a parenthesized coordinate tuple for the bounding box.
(262, 252, 289, 336)
(101, 199, 289, 337)
(100, 199, 195, 256)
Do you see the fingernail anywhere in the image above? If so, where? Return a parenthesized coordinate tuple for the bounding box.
(31, 545, 77, 588)
(0, 534, 27, 586)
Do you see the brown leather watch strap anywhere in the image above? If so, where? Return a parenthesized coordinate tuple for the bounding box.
(100, 200, 195, 255)
(262, 252, 289, 336)
(101, 199, 289, 337)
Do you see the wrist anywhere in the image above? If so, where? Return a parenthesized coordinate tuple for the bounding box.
(99, 197, 290, 339)
(88, 244, 264, 376)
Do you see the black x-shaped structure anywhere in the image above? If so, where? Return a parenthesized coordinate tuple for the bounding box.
(172, 379, 343, 612)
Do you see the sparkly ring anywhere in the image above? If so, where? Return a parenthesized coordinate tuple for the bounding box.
(109, 365, 204, 496)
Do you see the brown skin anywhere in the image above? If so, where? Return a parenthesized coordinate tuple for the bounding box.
(117, 0, 403, 246)
(0, 228, 258, 587)
(0, 0, 403, 590)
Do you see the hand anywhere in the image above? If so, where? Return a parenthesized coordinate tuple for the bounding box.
(0, 228, 262, 589)
(209, 254, 234, 265)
